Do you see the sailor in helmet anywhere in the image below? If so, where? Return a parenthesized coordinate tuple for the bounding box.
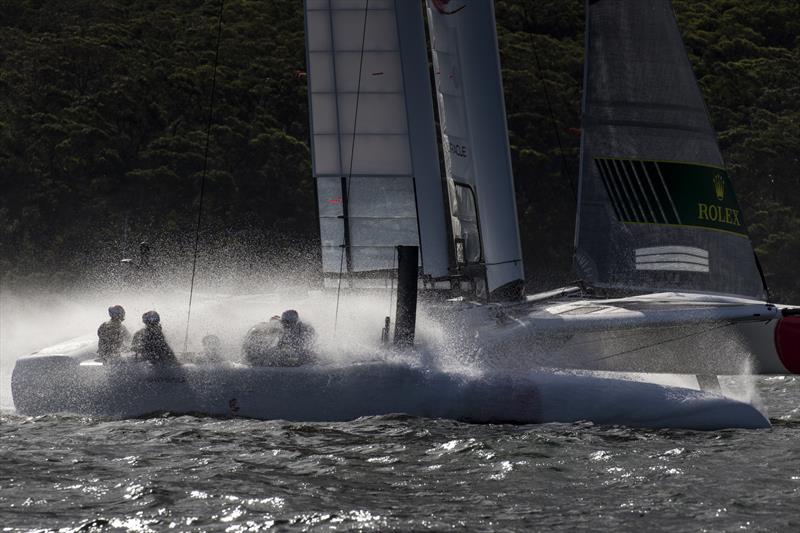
(242, 310, 316, 367)
(274, 309, 316, 366)
(197, 334, 224, 365)
(97, 305, 131, 363)
(131, 310, 178, 366)
(242, 315, 282, 366)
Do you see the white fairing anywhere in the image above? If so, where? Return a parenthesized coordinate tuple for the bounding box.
(426, 0, 524, 297)
(305, 0, 449, 278)
(452, 291, 790, 375)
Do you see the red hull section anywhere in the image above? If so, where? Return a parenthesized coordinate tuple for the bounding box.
(775, 316, 800, 374)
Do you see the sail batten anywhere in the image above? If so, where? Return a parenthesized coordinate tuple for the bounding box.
(574, 0, 765, 299)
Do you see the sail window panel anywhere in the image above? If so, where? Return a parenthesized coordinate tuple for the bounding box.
(347, 176, 416, 218)
(350, 217, 419, 247)
(335, 93, 407, 135)
(310, 94, 338, 135)
(306, 10, 332, 52)
(331, 9, 398, 52)
(319, 218, 345, 248)
(308, 52, 335, 93)
(338, 134, 411, 176)
(321, 246, 346, 274)
(452, 184, 481, 263)
(334, 52, 403, 93)
(316, 177, 344, 217)
(312, 134, 341, 176)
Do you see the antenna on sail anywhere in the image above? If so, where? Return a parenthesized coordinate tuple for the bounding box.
(183, 0, 225, 353)
(333, 0, 370, 332)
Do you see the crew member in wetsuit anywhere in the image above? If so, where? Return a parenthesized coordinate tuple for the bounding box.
(131, 310, 178, 366)
(275, 309, 316, 366)
(97, 305, 131, 363)
(242, 316, 282, 366)
(196, 334, 224, 365)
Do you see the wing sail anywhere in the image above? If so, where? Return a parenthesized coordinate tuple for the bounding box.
(305, 0, 448, 287)
(425, 0, 525, 300)
(574, 0, 765, 299)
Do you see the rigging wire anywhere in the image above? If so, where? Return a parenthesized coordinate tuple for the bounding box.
(183, 0, 225, 354)
(589, 320, 735, 363)
(333, 0, 370, 332)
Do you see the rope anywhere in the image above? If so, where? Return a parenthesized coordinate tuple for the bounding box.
(333, 0, 370, 332)
(183, 0, 225, 353)
(589, 321, 735, 363)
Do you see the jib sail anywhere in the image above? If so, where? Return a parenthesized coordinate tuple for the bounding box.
(425, 0, 525, 300)
(574, 0, 765, 299)
(304, 0, 448, 287)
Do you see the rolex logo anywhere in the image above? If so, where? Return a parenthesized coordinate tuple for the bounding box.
(713, 174, 725, 201)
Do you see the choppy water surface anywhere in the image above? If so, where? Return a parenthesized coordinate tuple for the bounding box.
(1, 377, 798, 532)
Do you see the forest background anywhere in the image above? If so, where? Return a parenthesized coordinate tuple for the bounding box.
(1, 0, 798, 301)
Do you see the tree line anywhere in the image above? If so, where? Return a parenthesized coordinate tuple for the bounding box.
(1, 0, 797, 300)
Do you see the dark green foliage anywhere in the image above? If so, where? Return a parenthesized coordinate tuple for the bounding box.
(0, 0, 315, 286)
(0, 0, 797, 300)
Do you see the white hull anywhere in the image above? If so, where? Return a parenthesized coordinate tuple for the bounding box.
(12, 350, 769, 430)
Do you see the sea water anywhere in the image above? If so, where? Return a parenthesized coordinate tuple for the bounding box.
(1, 288, 798, 530)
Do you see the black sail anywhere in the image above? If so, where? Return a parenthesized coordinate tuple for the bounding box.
(574, 0, 765, 299)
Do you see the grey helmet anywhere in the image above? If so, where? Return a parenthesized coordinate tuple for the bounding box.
(202, 334, 221, 351)
(280, 309, 299, 326)
(108, 305, 125, 320)
(142, 310, 160, 326)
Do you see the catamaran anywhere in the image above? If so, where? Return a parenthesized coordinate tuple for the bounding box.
(11, 0, 799, 427)
(304, 0, 798, 376)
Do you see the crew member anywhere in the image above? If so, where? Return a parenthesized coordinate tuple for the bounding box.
(242, 316, 282, 366)
(196, 334, 224, 365)
(131, 310, 178, 366)
(97, 305, 131, 363)
(275, 309, 316, 366)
